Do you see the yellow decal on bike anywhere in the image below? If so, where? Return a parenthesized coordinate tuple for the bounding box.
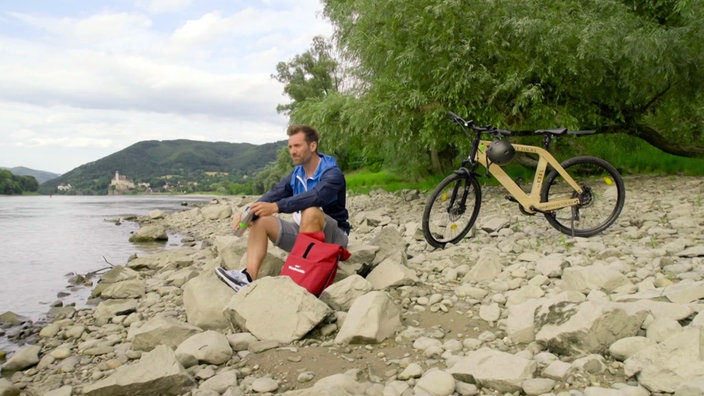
(603, 176, 614, 186)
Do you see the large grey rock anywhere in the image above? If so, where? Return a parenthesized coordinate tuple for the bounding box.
(663, 280, 704, 304)
(82, 345, 194, 396)
(282, 373, 370, 396)
(2, 344, 41, 372)
(175, 330, 233, 367)
(448, 348, 537, 393)
(366, 253, 418, 290)
(413, 369, 456, 396)
(182, 271, 234, 329)
(624, 327, 704, 393)
(609, 336, 657, 361)
(480, 216, 510, 233)
(676, 246, 704, 257)
(462, 248, 503, 282)
(0, 311, 28, 327)
(43, 385, 73, 396)
(127, 316, 203, 351)
(223, 276, 332, 343)
(0, 378, 20, 396)
(100, 279, 146, 299)
(128, 224, 168, 242)
(368, 227, 407, 264)
(334, 291, 402, 344)
(93, 299, 138, 325)
(126, 248, 196, 271)
(201, 204, 232, 220)
(319, 274, 373, 311)
(214, 235, 284, 277)
(676, 377, 704, 396)
(535, 254, 569, 278)
(100, 265, 141, 283)
(198, 369, 239, 393)
(535, 301, 648, 355)
(92, 266, 141, 297)
(338, 243, 379, 276)
(506, 292, 586, 344)
(560, 264, 631, 293)
(212, 235, 247, 269)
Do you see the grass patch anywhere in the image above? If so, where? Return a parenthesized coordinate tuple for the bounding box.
(346, 170, 442, 194)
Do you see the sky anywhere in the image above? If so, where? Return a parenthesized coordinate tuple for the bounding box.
(0, 0, 334, 174)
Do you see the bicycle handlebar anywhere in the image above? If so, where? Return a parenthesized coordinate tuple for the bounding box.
(448, 111, 511, 138)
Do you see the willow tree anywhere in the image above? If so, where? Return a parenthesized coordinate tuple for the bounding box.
(300, 0, 704, 175)
(272, 36, 341, 115)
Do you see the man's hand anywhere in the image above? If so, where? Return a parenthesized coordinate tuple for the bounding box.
(250, 201, 279, 217)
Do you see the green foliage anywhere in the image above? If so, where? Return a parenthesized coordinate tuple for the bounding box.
(249, 146, 295, 194)
(0, 167, 60, 184)
(281, 0, 704, 179)
(39, 140, 286, 195)
(0, 169, 39, 195)
(273, 36, 341, 115)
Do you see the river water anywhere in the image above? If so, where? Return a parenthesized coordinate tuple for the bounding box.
(0, 195, 212, 351)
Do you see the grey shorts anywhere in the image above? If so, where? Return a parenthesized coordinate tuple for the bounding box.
(275, 214, 349, 252)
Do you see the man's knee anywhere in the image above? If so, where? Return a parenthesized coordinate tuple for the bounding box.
(251, 216, 279, 237)
(300, 208, 324, 231)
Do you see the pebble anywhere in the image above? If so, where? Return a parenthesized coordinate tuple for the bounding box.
(251, 377, 278, 393)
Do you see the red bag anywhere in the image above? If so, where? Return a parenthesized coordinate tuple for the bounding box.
(281, 232, 351, 296)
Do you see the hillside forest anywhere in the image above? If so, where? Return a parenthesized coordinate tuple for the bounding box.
(0, 169, 39, 195)
(37, 140, 286, 196)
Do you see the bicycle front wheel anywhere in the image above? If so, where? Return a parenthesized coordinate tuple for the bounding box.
(541, 156, 625, 237)
(422, 172, 482, 248)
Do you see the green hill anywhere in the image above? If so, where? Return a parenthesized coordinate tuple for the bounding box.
(39, 139, 287, 195)
(0, 167, 60, 184)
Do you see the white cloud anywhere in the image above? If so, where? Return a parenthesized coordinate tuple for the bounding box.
(7, 11, 154, 47)
(135, 0, 193, 14)
(171, 11, 229, 45)
(0, 0, 332, 174)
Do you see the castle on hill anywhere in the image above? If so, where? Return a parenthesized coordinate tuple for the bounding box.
(108, 170, 135, 195)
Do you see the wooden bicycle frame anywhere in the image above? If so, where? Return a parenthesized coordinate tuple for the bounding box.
(474, 140, 583, 214)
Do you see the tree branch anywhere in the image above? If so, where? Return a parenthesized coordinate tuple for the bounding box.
(603, 124, 704, 158)
(509, 124, 704, 158)
(640, 83, 672, 113)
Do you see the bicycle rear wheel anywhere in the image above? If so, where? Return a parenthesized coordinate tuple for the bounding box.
(541, 156, 625, 237)
(422, 172, 482, 248)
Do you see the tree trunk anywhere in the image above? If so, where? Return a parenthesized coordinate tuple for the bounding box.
(430, 148, 442, 173)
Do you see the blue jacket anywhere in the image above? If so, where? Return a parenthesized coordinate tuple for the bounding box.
(258, 153, 350, 234)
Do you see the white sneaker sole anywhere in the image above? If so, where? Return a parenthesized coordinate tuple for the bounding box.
(215, 267, 244, 292)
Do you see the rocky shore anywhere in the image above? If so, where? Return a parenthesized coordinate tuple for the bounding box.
(1, 175, 703, 396)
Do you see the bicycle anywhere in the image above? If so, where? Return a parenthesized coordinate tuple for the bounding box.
(422, 112, 626, 248)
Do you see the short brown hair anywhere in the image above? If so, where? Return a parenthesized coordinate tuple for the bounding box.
(287, 124, 319, 145)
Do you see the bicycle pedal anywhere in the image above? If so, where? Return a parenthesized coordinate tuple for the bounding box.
(505, 195, 517, 203)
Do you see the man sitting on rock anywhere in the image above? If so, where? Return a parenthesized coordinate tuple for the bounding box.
(215, 124, 350, 291)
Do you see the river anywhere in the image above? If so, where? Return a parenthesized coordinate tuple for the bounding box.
(0, 194, 212, 351)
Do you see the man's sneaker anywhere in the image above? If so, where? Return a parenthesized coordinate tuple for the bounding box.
(215, 267, 251, 292)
